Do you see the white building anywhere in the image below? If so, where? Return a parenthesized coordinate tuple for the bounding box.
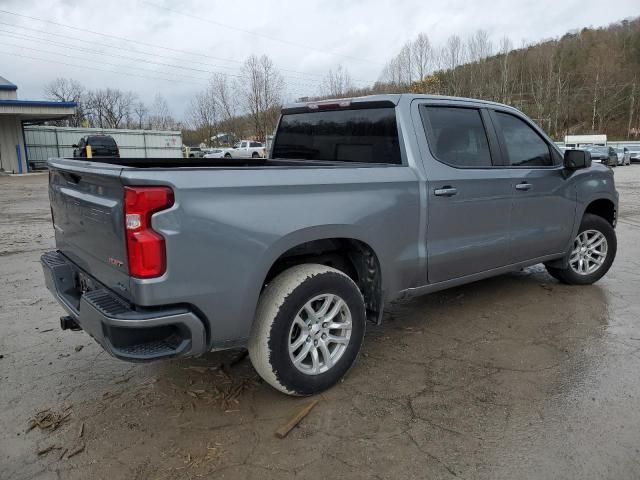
(0, 75, 76, 174)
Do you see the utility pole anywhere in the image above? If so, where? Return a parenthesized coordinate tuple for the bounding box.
(628, 80, 636, 140)
(591, 72, 599, 133)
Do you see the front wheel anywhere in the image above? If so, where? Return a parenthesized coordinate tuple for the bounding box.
(249, 264, 366, 396)
(545, 213, 616, 285)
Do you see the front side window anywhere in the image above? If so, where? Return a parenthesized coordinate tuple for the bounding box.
(272, 107, 401, 164)
(421, 106, 492, 167)
(494, 112, 552, 167)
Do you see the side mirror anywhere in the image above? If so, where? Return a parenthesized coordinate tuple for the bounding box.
(564, 149, 592, 170)
(72, 144, 78, 148)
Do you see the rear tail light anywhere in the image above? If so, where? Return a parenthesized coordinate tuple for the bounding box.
(124, 186, 174, 278)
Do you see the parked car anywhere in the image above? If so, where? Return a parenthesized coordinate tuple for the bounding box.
(72, 135, 119, 158)
(583, 145, 617, 167)
(221, 140, 265, 159)
(41, 94, 618, 396)
(186, 146, 205, 158)
(625, 145, 640, 163)
(203, 149, 226, 159)
(615, 147, 631, 166)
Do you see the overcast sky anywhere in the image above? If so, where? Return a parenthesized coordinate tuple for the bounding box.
(1, 0, 638, 120)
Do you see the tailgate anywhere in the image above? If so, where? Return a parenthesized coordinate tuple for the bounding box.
(48, 159, 132, 300)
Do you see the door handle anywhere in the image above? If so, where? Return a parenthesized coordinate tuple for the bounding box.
(434, 187, 458, 197)
(515, 182, 532, 191)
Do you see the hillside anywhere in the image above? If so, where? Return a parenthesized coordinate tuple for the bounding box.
(317, 18, 637, 140)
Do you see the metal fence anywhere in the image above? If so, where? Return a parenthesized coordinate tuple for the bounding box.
(24, 126, 182, 169)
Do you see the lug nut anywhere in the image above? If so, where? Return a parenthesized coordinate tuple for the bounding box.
(321, 334, 327, 339)
(314, 340, 318, 346)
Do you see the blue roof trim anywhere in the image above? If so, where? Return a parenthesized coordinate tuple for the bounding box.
(0, 84, 17, 91)
(0, 99, 77, 107)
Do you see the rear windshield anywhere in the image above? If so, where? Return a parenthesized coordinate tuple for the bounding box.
(272, 107, 401, 164)
(89, 136, 117, 148)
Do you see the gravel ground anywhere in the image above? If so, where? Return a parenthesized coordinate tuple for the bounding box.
(1, 167, 640, 480)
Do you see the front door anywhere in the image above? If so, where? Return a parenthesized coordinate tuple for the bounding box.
(489, 110, 576, 263)
(418, 104, 514, 284)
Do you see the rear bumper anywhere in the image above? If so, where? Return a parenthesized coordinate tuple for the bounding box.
(41, 251, 207, 362)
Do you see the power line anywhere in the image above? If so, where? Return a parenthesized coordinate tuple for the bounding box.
(0, 49, 312, 99)
(0, 31, 329, 92)
(0, 8, 375, 85)
(0, 49, 206, 86)
(142, 0, 384, 67)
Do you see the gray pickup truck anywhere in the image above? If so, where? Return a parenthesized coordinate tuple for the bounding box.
(42, 94, 618, 395)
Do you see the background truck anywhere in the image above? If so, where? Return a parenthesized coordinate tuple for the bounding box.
(42, 94, 618, 396)
(220, 140, 265, 159)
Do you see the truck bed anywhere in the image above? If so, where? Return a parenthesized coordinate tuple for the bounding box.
(57, 157, 388, 169)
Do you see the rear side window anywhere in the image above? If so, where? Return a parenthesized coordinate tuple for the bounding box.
(421, 106, 492, 167)
(250, 142, 262, 147)
(494, 112, 552, 167)
(272, 107, 401, 164)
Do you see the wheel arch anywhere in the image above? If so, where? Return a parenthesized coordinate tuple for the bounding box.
(583, 198, 617, 227)
(259, 229, 384, 324)
(547, 195, 617, 269)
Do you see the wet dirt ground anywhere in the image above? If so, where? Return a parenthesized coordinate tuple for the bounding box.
(1, 168, 640, 480)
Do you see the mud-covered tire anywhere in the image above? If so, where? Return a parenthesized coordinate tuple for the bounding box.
(248, 264, 366, 396)
(545, 213, 616, 285)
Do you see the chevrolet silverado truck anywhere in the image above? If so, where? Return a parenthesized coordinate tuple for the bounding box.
(41, 94, 618, 396)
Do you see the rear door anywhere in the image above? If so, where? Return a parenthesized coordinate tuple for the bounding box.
(48, 159, 132, 299)
(416, 102, 514, 283)
(489, 109, 575, 263)
(236, 141, 248, 158)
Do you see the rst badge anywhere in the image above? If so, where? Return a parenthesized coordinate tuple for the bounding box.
(108, 257, 124, 267)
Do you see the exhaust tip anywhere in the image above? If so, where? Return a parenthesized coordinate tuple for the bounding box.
(60, 316, 81, 331)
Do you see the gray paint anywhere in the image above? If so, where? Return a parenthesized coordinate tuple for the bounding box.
(45, 93, 618, 352)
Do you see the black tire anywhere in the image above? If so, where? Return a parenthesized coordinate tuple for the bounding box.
(545, 213, 616, 285)
(224, 153, 232, 159)
(248, 264, 366, 396)
(251, 152, 260, 158)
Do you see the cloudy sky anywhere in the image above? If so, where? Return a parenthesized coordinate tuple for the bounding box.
(1, 0, 638, 120)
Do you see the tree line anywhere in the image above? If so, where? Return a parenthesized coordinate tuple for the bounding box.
(44, 78, 179, 131)
(367, 18, 640, 140)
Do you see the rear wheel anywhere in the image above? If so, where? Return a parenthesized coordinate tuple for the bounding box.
(545, 213, 616, 285)
(224, 153, 232, 159)
(249, 264, 366, 396)
(251, 152, 260, 159)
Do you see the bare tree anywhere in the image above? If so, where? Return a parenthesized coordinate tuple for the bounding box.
(241, 54, 284, 140)
(321, 65, 354, 98)
(133, 102, 148, 130)
(210, 73, 241, 140)
(44, 78, 85, 127)
(148, 94, 176, 130)
(440, 35, 465, 95)
(188, 88, 218, 146)
(498, 36, 513, 104)
(411, 33, 432, 81)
